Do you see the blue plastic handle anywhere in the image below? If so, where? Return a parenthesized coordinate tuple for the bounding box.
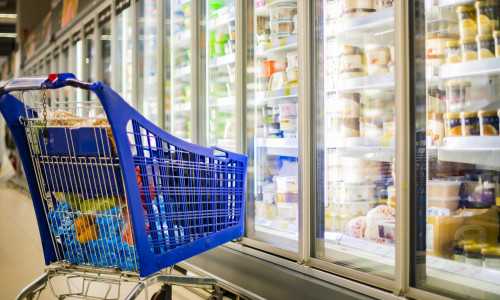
(0, 73, 92, 94)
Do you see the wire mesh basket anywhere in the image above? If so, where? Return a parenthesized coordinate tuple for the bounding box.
(0, 74, 247, 277)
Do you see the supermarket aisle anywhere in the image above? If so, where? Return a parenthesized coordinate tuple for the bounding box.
(0, 181, 214, 300)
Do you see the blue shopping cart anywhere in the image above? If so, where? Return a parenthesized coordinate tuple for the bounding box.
(0, 73, 247, 299)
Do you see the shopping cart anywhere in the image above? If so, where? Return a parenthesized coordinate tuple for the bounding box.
(0, 73, 247, 300)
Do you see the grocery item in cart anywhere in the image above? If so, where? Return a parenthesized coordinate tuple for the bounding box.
(476, 34, 496, 59)
(457, 6, 478, 39)
(460, 111, 480, 136)
(460, 38, 479, 61)
(475, 0, 499, 35)
(445, 40, 462, 63)
(478, 110, 499, 135)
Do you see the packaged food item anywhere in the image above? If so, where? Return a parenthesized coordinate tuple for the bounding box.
(342, 0, 374, 10)
(445, 40, 462, 63)
(269, 5, 297, 22)
(361, 120, 384, 138)
(269, 71, 287, 90)
(340, 51, 364, 71)
(286, 67, 298, 81)
(428, 196, 461, 215)
(478, 110, 499, 136)
(367, 65, 390, 76)
(345, 216, 367, 238)
(377, 219, 396, 243)
(374, 0, 393, 10)
(428, 179, 462, 198)
(365, 44, 391, 67)
(426, 206, 499, 258)
(453, 240, 470, 262)
(332, 199, 375, 216)
(229, 20, 236, 41)
(285, 80, 298, 89)
(445, 81, 470, 112)
(342, 158, 378, 183)
(476, 34, 496, 59)
(465, 243, 487, 266)
(444, 112, 462, 136)
(277, 192, 298, 203)
(457, 6, 478, 39)
(330, 182, 375, 200)
(337, 92, 361, 118)
(279, 102, 298, 116)
(340, 68, 363, 79)
(460, 111, 480, 136)
(383, 121, 395, 137)
(475, 0, 499, 35)
(341, 8, 376, 20)
(75, 215, 100, 244)
(276, 176, 299, 194)
(494, 30, 500, 56)
(364, 205, 395, 243)
(277, 202, 298, 222)
(286, 50, 299, 69)
(427, 113, 445, 146)
(482, 246, 500, 270)
(279, 117, 298, 131)
(270, 20, 294, 36)
(340, 117, 360, 137)
(460, 38, 479, 61)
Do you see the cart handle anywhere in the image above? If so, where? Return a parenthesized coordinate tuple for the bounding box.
(0, 73, 92, 94)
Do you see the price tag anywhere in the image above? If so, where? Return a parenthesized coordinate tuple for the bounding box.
(280, 37, 287, 47)
(284, 88, 290, 96)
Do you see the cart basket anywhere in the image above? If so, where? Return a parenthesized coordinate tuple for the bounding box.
(0, 74, 247, 277)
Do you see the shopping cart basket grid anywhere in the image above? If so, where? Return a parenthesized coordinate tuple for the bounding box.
(0, 74, 247, 282)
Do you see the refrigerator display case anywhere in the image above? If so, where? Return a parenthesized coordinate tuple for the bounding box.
(171, 0, 192, 141)
(84, 19, 97, 103)
(248, 0, 299, 251)
(116, 3, 133, 104)
(99, 7, 112, 86)
(414, 1, 500, 298)
(315, 0, 397, 279)
(139, 0, 159, 125)
(206, 0, 236, 151)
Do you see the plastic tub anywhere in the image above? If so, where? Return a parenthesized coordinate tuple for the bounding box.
(269, 71, 287, 90)
(427, 180, 462, 198)
(342, 0, 374, 10)
(286, 67, 298, 81)
(269, 5, 297, 22)
(457, 6, 477, 39)
(336, 93, 361, 118)
(377, 219, 396, 242)
(477, 34, 495, 59)
(286, 51, 298, 69)
(279, 117, 298, 131)
(428, 196, 460, 213)
(276, 176, 299, 193)
(277, 203, 298, 221)
(270, 20, 294, 36)
(365, 44, 391, 67)
(277, 192, 299, 203)
(340, 117, 360, 137)
(340, 52, 364, 70)
(330, 182, 375, 201)
(445, 81, 470, 113)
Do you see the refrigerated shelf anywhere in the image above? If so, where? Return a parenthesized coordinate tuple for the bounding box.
(211, 96, 235, 107)
(210, 53, 236, 68)
(254, 92, 298, 106)
(437, 136, 500, 167)
(173, 65, 191, 79)
(439, 57, 500, 80)
(256, 138, 298, 157)
(335, 146, 395, 162)
(336, 72, 395, 92)
(207, 16, 235, 31)
(334, 8, 394, 46)
(438, 0, 476, 7)
(173, 102, 191, 112)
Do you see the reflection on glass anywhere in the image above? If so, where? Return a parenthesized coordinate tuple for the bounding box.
(85, 34, 96, 103)
(76, 40, 83, 103)
(139, 0, 159, 125)
(100, 22, 111, 86)
(171, 0, 192, 141)
(117, 7, 133, 104)
(206, 0, 236, 151)
(246, 0, 299, 251)
(315, 1, 396, 279)
(415, 1, 500, 299)
(165, 0, 172, 132)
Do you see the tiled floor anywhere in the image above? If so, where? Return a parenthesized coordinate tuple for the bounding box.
(0, 180, 215, 299)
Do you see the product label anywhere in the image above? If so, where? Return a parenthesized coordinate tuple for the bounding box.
(484, 257, 500, 270)
(480, 115, 499, 136)
(478, 37, 496, 58)
(462, 116, 480, 136)
(455, 225, 487, 242)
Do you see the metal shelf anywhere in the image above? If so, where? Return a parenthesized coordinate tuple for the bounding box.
(439, 57, 500, 80)
(254, 91, 298, 106)
(265, 35, 298, 55)
(256, 138, 298, 157)
(207, 16, 235, 31)
(438, 136, 500, 167)
(337, 72, 395, 92)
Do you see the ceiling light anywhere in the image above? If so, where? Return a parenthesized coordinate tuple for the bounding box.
(0, 33, 16, 38)
(0, 14, 16, 19)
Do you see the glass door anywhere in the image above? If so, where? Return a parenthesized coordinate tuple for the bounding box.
(247, 0, 299, 251)
(99, 7, 112, 86)
(314, 0, 397, 279)
(206, 0, 236, 151)
(116, 3, 133, 104)
(139, 0, 159, 125)
(171, 0, 192, 141)
(413, 1, 500, 299)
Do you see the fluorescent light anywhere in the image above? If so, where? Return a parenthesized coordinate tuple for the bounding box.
(0, 14, 16, 19)
(0, 33, 16, 38)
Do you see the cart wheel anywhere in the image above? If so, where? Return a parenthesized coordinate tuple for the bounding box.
(206, 290, 224, 300)
(151, 289, 170, 300)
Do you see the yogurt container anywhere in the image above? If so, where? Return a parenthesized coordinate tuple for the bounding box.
(476, 34, 495, 59)
(286, 50, 299, 69)
(270, 20, 294, 36)
(478, 110, 499, 136)
(269, 5, 297, 22)
(428, 179, 463, 198)
(427, 196, 461, 214)
(340, 51, 364, 70)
